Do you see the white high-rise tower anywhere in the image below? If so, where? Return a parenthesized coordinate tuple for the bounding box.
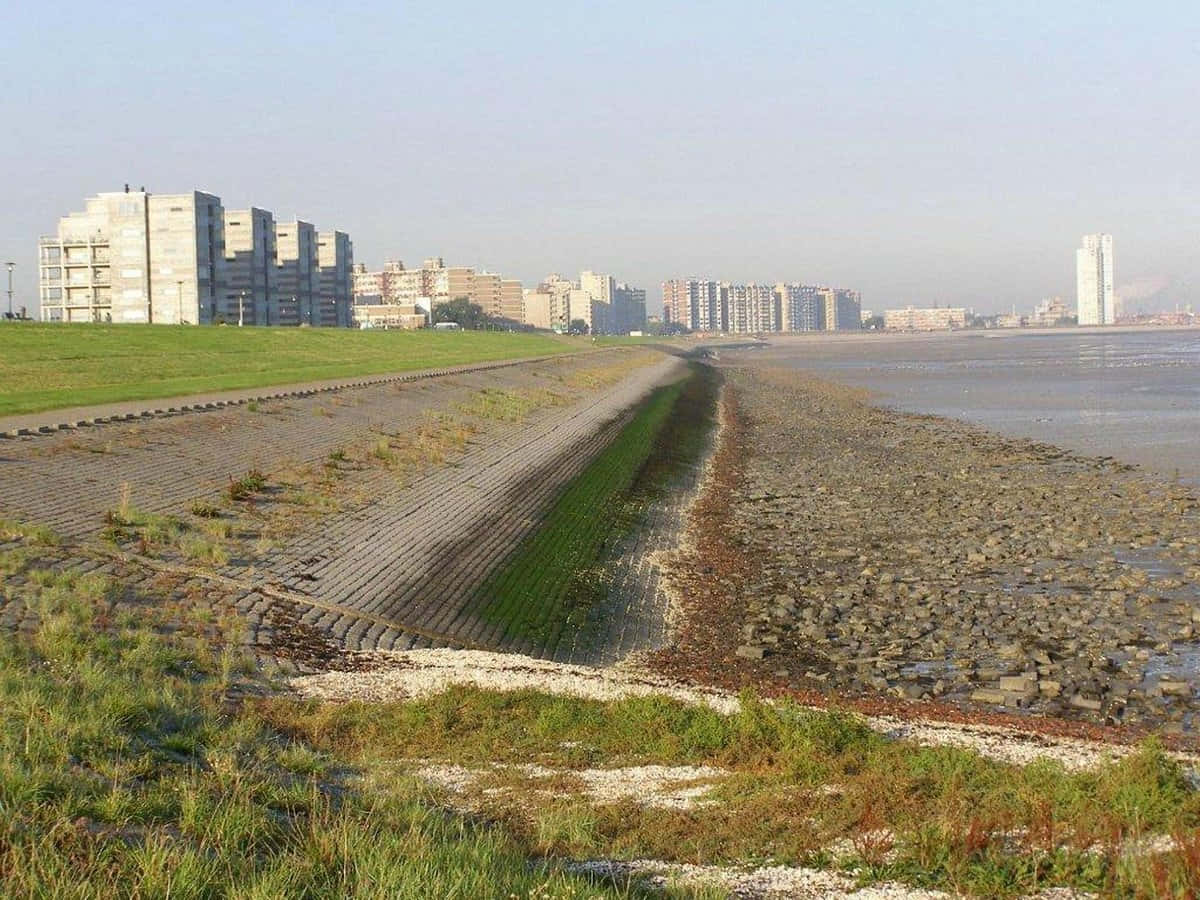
(1075, 234, 1114, 325)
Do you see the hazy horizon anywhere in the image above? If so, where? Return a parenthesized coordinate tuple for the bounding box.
(2, 1, 1197, 316)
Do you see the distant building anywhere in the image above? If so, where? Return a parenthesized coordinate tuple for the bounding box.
(883, 306, 968, 330)
(316, 231, 353, 328)
(524, 271, 644, 334)
(40, 189, 349, 326)
(995, 312, 1025, 328)
(274, 221, 318, 326)
(39, 188, 225, 324)
(1031, 295, 1071, 326)
(1076, 234, 1114, 326)
(351, 257, 520, 328)
(725, 282, 779, 333)
(522, 287, 554, 330)
(775, 283, 824, 331)
(662, 279, 721, 332)
(613, 282, 647, 334)
(224, 208, 276, 325)
(579, 270, 614, 333)
(822, 288, 862, 331)
(500, 278, 523, 323)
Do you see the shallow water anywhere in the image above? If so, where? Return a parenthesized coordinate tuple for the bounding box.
(762, 329, 1200, 484)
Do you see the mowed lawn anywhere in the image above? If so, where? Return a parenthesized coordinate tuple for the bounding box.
(0, 323, 576, 416)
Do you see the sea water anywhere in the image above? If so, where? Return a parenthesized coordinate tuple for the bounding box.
(764, 328, 1200, 484)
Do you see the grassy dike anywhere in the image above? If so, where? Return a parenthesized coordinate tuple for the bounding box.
(471, 362, 718, 655)
(0, 324, 576, 416)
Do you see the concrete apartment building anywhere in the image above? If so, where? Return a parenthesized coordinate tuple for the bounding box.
(614, 282, 647, 333)
(41, 188, 350, 326)
(522, 287, 554, 330)
(39, 188, 225, 324)
(725, 282, 780, 334)
(473, 271, 524, 323)
(1076, 234, 1114, 326)
(580, 270, 615, 333)
(883, 306, 967, 330)
(531, 271, 644, 334)
(274, 221, 318, 326)
(662, 279, 722, 332)
(349, 257, 523, 328)
(820, 288, 862, 331)
(500, 279, 523, 322)
(317, 231, 353, 328)
(776, 283, 824, 331)
(662, 277, 862, 334)
(539, 274, 577, 332)
(223, 208, 276, 325)
(533, 273, 593, 332)
(1032, 295, 1071, 326)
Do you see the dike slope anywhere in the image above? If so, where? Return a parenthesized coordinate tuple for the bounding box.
(0, 348, 689, 668)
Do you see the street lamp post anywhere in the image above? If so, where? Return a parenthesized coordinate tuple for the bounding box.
(177, 280, 184, 325)
(239, 290, 245, 327)
(5, 262, 13, 320)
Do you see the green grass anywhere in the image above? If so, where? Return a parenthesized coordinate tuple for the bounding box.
(471, 364, 717, 654)
(3, 521, 1199, 897)
(0, 323, 574, 416)
(0, 563, 672, 898)
(268, 686, 1200, 898)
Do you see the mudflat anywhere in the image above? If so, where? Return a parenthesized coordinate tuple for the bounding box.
(755, 328, 1200, 484)
(655, 359, 1200, 735)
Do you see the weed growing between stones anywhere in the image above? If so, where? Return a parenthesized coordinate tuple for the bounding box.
(188, 500, 221, 519)
(227, 468, 267, 502)
(456, 387, 567, 423)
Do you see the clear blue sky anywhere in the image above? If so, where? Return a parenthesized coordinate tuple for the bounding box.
(2, 0, 1196, 314)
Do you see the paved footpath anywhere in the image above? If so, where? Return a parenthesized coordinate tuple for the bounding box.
(0, 348, 689, 667)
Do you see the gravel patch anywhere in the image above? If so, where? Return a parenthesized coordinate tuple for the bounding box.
(290, 648, 1200, 776)
(411, 760, 725, 810)
(567, 858, 955, 899)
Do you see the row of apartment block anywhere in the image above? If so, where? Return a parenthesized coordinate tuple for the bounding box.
(350, 258, 523, 329)
(882, 306, 968, 330)
(662, 279, 862, 334)
(39, 188, 352, 326)
(521, 271, 646, 334)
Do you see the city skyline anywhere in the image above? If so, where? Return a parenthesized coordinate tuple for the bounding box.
(2, 3, 1197, 316)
